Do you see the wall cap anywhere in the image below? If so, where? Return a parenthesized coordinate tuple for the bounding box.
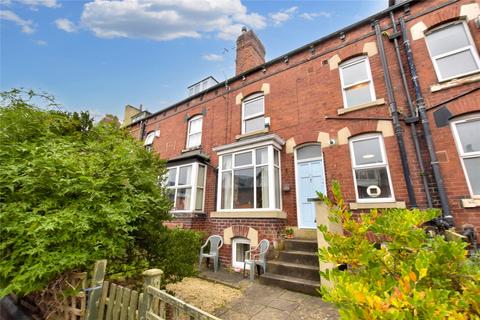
(461, 198, 480, 208)
(210, 210, 287, 219)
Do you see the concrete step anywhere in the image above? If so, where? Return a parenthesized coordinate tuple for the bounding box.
(284, 239, 318, 252)
(278, 250, 319, 266)
(267, 260, 320, 282)
(259, 273, 320, 295)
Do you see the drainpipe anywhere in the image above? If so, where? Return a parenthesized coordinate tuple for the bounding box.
(389, 11, 433, 208)
(399, 17, 454, 227)
(373, 20, 417, 208)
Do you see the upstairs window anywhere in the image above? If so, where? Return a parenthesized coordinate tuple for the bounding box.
(166, 162, 207, 212)
(451, 114, 480, 197)
(339, 56, 376, 108)
(186, 115, 203, 149)
(349, 134, 394, 202)
(242, 94, 265, 134)
(425, 20, 480, 82)
(144, 131, 156, 151)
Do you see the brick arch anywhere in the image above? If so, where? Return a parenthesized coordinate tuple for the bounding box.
(346, 121, 378, 138)
(223, 225, 259, 246)
(421, 6, 463, 30)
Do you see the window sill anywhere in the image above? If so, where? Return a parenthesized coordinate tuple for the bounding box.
(181, 145, 202, 153)
(171, 211, 206, 218)
(235, 128, 269, 140)
(430, 73, 480, 92)
(210, 210, 287, 219)
(349, 201, 406, 210)
(461, 198, 480, 208)
(337, 99, 385, 115)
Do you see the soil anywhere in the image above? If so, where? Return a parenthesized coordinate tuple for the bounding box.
(166, 277, 242, 314)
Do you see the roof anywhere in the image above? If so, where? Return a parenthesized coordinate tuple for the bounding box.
(127, 0, 417, 127)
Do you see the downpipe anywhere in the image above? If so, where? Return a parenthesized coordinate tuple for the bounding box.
(373, 20, 417, 208)
(398, 17, 454, 228)
(389, 11, 433, 208)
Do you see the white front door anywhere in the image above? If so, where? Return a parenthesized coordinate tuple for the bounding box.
(295, 145, 326, 229)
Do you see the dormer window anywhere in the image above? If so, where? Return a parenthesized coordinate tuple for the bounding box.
(144, 131, 156, 151)
(186, 115, 203, 149)
(242, 93, 265, 134)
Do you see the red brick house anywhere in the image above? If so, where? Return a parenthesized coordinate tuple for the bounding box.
(126, 0, 480, 285)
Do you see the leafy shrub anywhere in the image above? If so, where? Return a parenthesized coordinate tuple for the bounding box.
(318, 182, 480, 319)
(0, 89, 195, 297)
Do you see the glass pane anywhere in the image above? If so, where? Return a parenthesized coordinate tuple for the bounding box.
(144, 132, 155, 146)
(189, 117, 202, 134)
(234, 168, 254, 209)
(235, 241, 250, 263)
(427, 23, 470, 56)
(195, 188, 204, 210)
(178, 166, 192, 185)
(275, 167, 281, 209)
(456, 119, 480, 153)
(297, 145, 322, 160)
(221, 172, 232, 209)
(274, 149, 280, 166)
(243, 96, 264, 117)
(256, 147, 268, 165)
(256, 166, 269, 208)
(341, 58, 369, 86)
(244, 116, 265, 133)
(197, 165, 206, 187)
(167, 189, 175, 204)
(352, 137, 383, 166)
(235, 151, 252, 167)
(355, 167, 392, 200)
(437, 49, 479, 80)
(464, 157, 480, 195)
(344, 82, 373, 107)
(222, 155, 232, 170)
(187, 132, 201, 148)
(167, 168, 177, 187)
(175, 188, 191, 210)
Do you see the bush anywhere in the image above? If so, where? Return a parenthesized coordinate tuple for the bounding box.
(318, 182, 480, 319)
(0, 89, 197, 297)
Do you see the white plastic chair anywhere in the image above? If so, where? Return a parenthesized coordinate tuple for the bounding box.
(243, 239, 270, 281)
(199, 235, 223, 272)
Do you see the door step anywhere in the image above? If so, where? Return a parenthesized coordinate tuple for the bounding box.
(278, 250, 319, 266)
(260, 273, 320, 295)
(267, 260, 320, 282)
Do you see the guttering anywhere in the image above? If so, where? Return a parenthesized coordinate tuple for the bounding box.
(126, 0, 419, 126)
(389, 11, 433, 208)
(399, 16, 454, 226)
(374, 20, 417, 208)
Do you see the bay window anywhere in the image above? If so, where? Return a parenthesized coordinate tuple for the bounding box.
(166, 162, 207, 212)
(349, 134, 394, 202)
(218, 145, 281, 211)
(425, 20, 480, 82)
(451, 114, 480, 197)
(339, 56, 376, 108)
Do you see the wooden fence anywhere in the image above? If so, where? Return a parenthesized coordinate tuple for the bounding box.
(73, 260, 221, 320)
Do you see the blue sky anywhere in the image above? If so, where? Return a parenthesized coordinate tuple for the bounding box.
(1, 0, 388, 120)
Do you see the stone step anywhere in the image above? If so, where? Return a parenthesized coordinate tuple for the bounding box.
(278, 250, 319, 266)
(284, 239, 318, 252)
(259, 273, 320, 295)
(267, 260, 320, 282)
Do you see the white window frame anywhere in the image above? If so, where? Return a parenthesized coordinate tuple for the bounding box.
(217, 144, 282, 212)
(425, 20, 480, 82)
(186, 115, 203, 149)
(339, 56, 376, 108)
(144, 131, 156, 151)
(166, 162, 207, 213)
(232, 237, 251, 270)
(349, 134, 395, 203)
(450, 114, 480, 198)
(242, 93, 265, 134)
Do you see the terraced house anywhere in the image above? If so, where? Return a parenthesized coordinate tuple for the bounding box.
(126, 0, 480, 292)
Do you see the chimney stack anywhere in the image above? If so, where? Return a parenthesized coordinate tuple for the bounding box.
(235, 27, 265, 75)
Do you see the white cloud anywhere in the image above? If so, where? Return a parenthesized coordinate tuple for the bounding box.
(35, 39, 47, 45)
(270, 6, 298, 26)
(55, 18, 77, 32)
(0, 10, 35, 33)
(80, 0, 266, 41)
(300, 11, 332, 21)
(203, 53, 224, 61)
(15, 0, 59, 8)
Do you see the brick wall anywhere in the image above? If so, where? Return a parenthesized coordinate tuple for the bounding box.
(129, 0, 480, 265)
